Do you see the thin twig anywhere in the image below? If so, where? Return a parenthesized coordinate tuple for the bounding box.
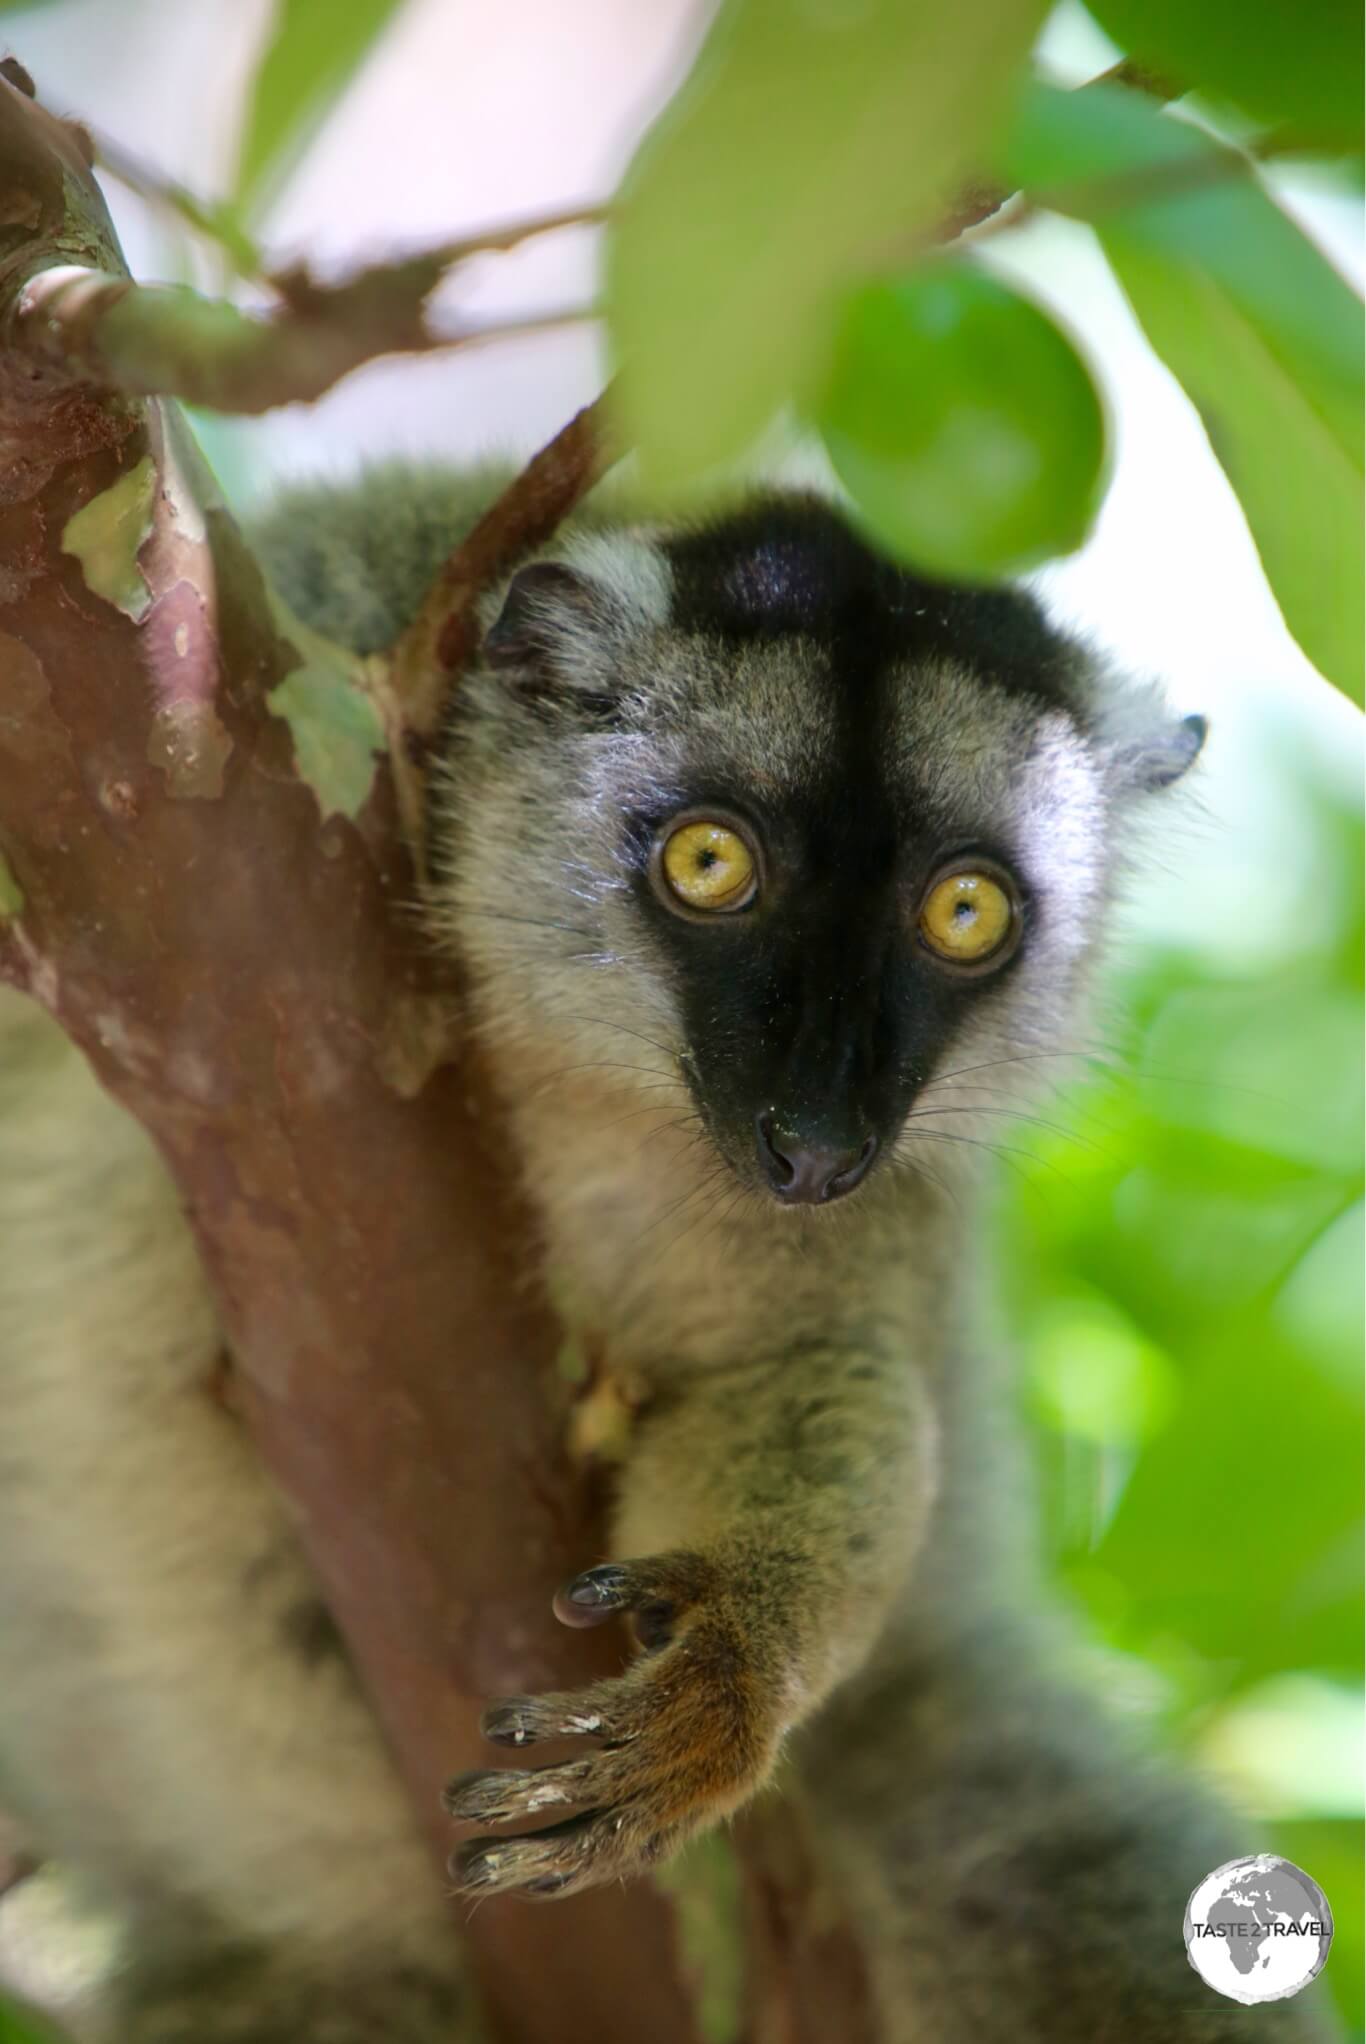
(394, 200, 609, 269)
(873, 60, 1182, 263)
(24, 99, 1269, 421)
(94, 128, 608, 289)
(94, 131, 264, 274)
(10, 257, 595, 413)
(388, 383, 621, 742)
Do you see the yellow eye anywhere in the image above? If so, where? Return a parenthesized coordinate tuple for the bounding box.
(919, 869, 1015, 965)
(658, 819, 758, 913)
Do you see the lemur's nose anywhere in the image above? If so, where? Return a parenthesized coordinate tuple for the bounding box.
(755, 1113, 878, 1205)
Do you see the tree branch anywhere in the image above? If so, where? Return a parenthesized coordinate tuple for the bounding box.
(389, 384, 622, 742)
(32, 94, 1271, 424)
(10, 248, 595, 414)
(0, 68, 703, 2044)
(0, 54, 604, 413)
(94, 125, 608, 285)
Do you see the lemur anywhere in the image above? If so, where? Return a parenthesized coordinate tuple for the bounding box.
(0, 469, 1339, 2043)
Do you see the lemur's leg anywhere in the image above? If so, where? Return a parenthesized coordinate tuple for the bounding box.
(0, 995, 466, 2042)
(446, 1335, 935, 1897)
(791, 1617, 1342, 2044)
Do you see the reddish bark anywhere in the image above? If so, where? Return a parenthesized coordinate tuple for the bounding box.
(0, 71, 699, 2044)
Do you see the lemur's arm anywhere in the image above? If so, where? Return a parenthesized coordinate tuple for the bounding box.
(446, 1336, 934, 1897)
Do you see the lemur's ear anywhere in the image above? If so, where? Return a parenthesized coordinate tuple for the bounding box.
(482, 532, 670, 713)
(483, 562, 602, 670)
(1113, 711, 1208, 794)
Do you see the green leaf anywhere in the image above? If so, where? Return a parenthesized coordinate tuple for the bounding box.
(1086, 0, 1363, 148)
(236, 0, 411, 221)
(0, 1998, 64, 2044)
(811, 262, 1107, 579)
(267, 652, 385, 822)
(1271, 1818, 1364, 2039)
(1000, 748, 1365, 1704)
(1008, 82, 1365, 701)
(59, 454, 156, 622)
(1108, 239, 1363, 700)
(607, 0, 1050, 490)
(1092, 1327, 1363, 1681)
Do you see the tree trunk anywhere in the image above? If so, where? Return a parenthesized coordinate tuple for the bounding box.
(0, 68, 866, 2044)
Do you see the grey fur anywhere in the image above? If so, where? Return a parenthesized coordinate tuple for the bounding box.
(0, 468, 1335, 2042)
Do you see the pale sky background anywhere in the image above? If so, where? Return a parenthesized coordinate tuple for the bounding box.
(9, 0, 1365, 971)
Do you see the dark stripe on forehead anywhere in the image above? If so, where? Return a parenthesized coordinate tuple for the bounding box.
(667, 503, 898, 897)
(661, 493, 1088, 725)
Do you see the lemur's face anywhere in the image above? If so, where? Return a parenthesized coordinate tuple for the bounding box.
(438, 499, 1201, 1210)
(634, 789, 1023, 1207)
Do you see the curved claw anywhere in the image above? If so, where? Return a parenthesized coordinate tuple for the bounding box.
(449, 1809, 602, 1898)
(449, 1807, 677, 1900)
(551, 1551, 713, 1644)
(479, 1692, 615, 1749)
(553, 1564, 634, 1628)
(444, 1760, 593, 1825)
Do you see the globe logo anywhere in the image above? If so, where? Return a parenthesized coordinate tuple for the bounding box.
(1184, 1855, 1333, 2005)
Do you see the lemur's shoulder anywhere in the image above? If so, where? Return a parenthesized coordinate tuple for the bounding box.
(246, 460, 637, 655)
(245, 462, 507, 654)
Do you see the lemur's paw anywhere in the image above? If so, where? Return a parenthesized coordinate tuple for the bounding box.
(444, 1552, 781, 1899)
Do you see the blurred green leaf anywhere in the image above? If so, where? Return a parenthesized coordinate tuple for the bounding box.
(1002, 746, 1364, 1721)
(812, 263, 1107, 578)
(607, 0, 1049, 489)
(236, 0, 410, 222)
(1026, 1291, 1178, 1446)
(1272, 1817, 1364, 2039)
(1201, 1674, 1363, 1818)
(1104, 241, 1363, 702)
(1085, 0, 1363, 148)
(1093, 1328, 1362, 1683)
(1008, 81, 1364, 701)
(0, 1998, 62, 2044)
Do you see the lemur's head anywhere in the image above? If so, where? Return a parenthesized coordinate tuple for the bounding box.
(433, 495, 1202, 1209)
